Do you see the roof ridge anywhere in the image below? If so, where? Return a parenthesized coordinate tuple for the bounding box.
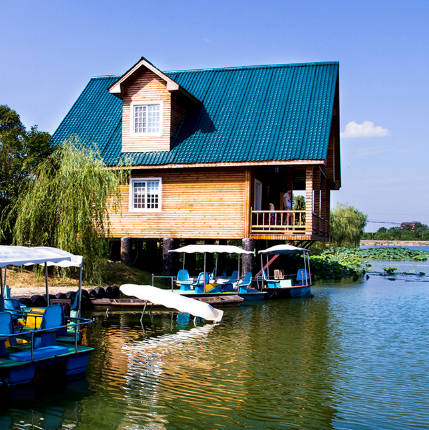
(165, 61, 339, 75)
(90, 75, 121, 80)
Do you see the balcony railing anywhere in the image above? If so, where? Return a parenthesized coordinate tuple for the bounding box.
(250, 210, 329, 239)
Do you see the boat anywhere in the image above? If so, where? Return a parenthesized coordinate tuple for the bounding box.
(0, 246, 94, 387)
(168, 244, 266, 301)
(258, 244, 312, 298)
(120, 284, 224, 322)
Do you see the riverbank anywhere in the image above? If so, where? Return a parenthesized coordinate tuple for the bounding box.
(360, 240, 429, 246)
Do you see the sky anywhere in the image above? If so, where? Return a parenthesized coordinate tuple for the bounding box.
(1, 0, 428, 232)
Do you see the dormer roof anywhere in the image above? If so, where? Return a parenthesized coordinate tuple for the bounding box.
(108, 56, 200, 106)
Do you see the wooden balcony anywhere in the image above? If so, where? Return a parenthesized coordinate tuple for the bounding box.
(250, 210, 329, 241)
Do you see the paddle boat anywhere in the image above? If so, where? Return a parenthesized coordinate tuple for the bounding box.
(0, 246, 94, 387)
(258, 244, 312, 298)
(168, 244, 266, 301)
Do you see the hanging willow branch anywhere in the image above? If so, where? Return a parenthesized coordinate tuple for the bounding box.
(13, 137, 129, 283)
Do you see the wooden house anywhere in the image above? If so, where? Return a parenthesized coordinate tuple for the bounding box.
(52, 57, 340, 273)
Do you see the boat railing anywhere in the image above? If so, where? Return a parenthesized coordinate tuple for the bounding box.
(0, 315, 93, 360)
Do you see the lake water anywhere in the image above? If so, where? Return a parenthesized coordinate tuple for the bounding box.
(2, 258, 429, 429)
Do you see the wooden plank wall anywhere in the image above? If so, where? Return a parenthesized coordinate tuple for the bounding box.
(109, 168, 247, 239)
(122, 69, 171, 152)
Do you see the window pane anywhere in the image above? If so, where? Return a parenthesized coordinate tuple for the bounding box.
(134, 106, 146, 133)
(133, 182, 146, 209)
(147, 104, 160, 133)
(147, 181, 159, 209)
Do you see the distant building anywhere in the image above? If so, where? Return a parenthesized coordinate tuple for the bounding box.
(400, 221, 419, 230)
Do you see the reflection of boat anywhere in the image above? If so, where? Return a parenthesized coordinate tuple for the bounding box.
(169, 244, 266, 301)
(0, 246, 94, 387)
(258, 245, 312, 298)
(0, 378, 90, 428)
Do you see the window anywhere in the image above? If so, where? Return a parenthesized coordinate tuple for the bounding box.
(131, 102, 162, 135)
(130, 178, 162, 211)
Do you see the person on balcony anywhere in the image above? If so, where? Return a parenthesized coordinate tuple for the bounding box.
(283, 188, 293, 225)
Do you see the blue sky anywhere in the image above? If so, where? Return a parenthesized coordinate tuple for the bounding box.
(1, 0, 428, 231)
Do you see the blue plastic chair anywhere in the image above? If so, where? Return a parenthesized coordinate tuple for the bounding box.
(177, 269, 193, 291)
(262, 270, 280, 288)
(238, 272, 258, 293)
(0, 295, 4, 312)
(0, 311, 13, 357)
(223, 271, 239, 291)
(296, 269, 309, 285)
(34, 305, 63, 348)
(4, 298, 21, 325)
(193, 272, 209, 294)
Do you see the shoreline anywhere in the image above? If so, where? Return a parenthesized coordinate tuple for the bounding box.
(360, 240, 429, 247)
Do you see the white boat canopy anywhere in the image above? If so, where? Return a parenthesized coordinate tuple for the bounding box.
(0, 246, 83, 268)
(169, 244, 253, 255)
(0, 246, 84, 315)
(120, 284, 224, 323)
(258, 244, 310, 255)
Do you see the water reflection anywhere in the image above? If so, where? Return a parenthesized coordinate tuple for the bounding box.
(2, 263, 429, 429)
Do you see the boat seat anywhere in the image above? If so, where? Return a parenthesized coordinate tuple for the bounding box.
(262, 270, 280, 288)
(0, 311, 14, 357)
(177, 269, 193, 290)
(296, 269, 309, 285)
(193, 272, 209, 294)
(9, 345, 69, 362)
(33, 304, 63, 348)
(238, 272, 259, 293)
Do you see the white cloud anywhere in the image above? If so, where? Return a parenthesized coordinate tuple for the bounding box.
(202, 38, 210, 43)
(341, 121, 389, 138)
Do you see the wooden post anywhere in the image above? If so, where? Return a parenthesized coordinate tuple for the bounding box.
(321, 176, 328, 239)
(314, 168, 321, 236)
(305, 167, 314, 236)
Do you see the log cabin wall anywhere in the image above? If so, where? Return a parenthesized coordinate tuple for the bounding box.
(109, 167, 247, 239)
(122, 69, 172, 152)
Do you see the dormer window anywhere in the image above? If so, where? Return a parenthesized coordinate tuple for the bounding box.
(131, 102, 162, 136)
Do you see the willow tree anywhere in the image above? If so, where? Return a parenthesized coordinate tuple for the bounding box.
(13, 138, 128, 283)
(330, 204, 368, 247)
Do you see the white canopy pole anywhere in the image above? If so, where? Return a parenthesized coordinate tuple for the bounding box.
(0, 267, 3, 297)
(78, 265, 83, 318)
(3, 266, 6, 287)
(45, 262, 49, 306)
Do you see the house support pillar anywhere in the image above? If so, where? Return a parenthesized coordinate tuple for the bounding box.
(305, 167, 314, 236)
(242, 238, 254, 276)
(162, 238, 175, 276)
(121, 237, 132, 265)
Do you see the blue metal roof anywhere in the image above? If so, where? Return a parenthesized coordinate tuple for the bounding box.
(52, 62, 339, 166)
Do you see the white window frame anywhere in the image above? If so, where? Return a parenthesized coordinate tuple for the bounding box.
(129, 177, 162, 212)
(130, 101, 163, 137)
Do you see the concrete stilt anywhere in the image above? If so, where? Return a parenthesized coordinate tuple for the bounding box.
(242, 238, 255, 276)
(121, 237, 132, 265)
(163, 238, 175, 276)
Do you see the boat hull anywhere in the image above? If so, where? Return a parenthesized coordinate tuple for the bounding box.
(263, 285, 311, 299)
(0, 345, 94, 387)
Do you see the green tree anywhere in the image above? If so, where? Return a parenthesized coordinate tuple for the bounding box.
(0, 105, 52, 243)
(13, 138, 128, 283)
(329, 204, 368, 247)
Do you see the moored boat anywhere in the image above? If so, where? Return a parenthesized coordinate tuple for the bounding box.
(0, 246, 95, 387)
(258, 245, 312, 298)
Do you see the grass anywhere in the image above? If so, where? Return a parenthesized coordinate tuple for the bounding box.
(4, 260, 153, 289)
